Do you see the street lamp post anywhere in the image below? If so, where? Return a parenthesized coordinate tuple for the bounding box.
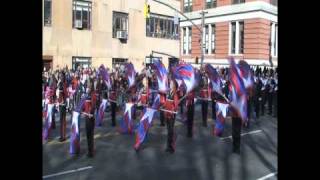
(200, 10, 208, 66)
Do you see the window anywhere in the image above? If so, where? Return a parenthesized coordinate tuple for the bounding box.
(72, 0, 92, 30)
(182, 27, 191, 55)
(160, 19, 164, 37)
(146, 13, 179, 40)
(202, 24, 215, 55)
(183, 28, 187, 54)
(275, 24, 278, 56)
(239, 22, 244, 54)
(184, 0, 193, 13)
(112, 58, 128, 69)
(113, 12, 129, 38)
(72, 57, 91, 70)
(211, 24, 215, 53)
(204, 25, 209, 54)
(231, 22, 236, 54)
(230, 21, 244, 55)
(188, 27, 192, 54)
(146, 18, 150, 35)
(271, 23, 278, 57)
(206, 0, 217, 9)
(150, 17, 155, 35)
(233, 0, 245, 4)
(44, 0, 52, 26)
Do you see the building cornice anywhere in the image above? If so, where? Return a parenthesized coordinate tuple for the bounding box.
(180, 1, 277, 26)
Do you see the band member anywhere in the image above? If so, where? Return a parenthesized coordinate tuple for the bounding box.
(161, 78, 179, 153)
(43, 86, 55, 141)
(109, 75, 118, 127)
(267, 77, 275, 115)
(152, 73, 165, 127)
(57, 72, 67, 142)
(254, 76, 262, 119)
(273, 74, 278, 117)
(228, 82, 242, 154)
(83, 78, 96, 158)
(179, 96, 185, 114)
(246, 86, 254, 128)
(94, 75, 103, 126)
(260, 75, 268, 116)
(199, 75, 209, 127)
(50, 74, 57, 129)
(95, 74, 103, 107)
(209, 81, 217, 121)
(71, 73, 79, 108)
(159, 93, 166, 127)
(137, 76, 150, 108)
(127, 79, 138, 121)
(186, 90, 195, 138)
(231, 109, 242, 154)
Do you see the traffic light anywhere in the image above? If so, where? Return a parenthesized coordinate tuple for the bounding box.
(148, 5, 150, 16)
(144, 3, 150, 18)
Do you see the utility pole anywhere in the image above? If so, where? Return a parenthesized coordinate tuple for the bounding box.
(200, 10, 208, 66)
(151, 0, 207, 66)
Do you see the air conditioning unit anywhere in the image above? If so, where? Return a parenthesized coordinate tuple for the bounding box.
(116, 31, 127, 39)
(75, 20, 82, 29)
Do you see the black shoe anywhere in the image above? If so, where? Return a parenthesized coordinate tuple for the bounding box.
(134, 146, 140, 153)
(160, 123, 165, 126)
(244, 121, 250, 128)
(165, 147, 175, 153)
(233, 148, 240, 154)
(87, 153, 94, 158)
(59, 137, 66, 142)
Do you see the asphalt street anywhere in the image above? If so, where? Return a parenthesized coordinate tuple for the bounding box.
(43, 102, 277, 180)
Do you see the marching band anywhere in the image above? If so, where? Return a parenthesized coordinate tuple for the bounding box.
(42, 59, 278, 157)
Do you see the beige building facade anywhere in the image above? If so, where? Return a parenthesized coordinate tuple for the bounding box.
(43, 0, 181, 71)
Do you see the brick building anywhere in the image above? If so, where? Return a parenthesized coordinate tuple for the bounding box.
(179, 0, 277, 67)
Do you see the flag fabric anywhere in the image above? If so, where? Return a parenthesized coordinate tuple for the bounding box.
(238, 60, 254, 91)
(98, 64, 111, 89)
(42, 103, 55, 141)
(69, 95, 87, 154)
(69, 111, 81, 154)
(96, 99, 108, 127)
(125, 63, 136, 88)
(151, 93, 161, 110)
(134, 107, 157, 150)
(214, 102, 229, 137)
(172, 63, 199, 94)
(229, 84, 247, 122)
(150, 59, 169, 93)
(133, 92, 168, 150)
(118, 103, 135, 134)
(204, 64, 223, 96)
(228, 57, 248, 122)
(228, 58, 246, 97)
